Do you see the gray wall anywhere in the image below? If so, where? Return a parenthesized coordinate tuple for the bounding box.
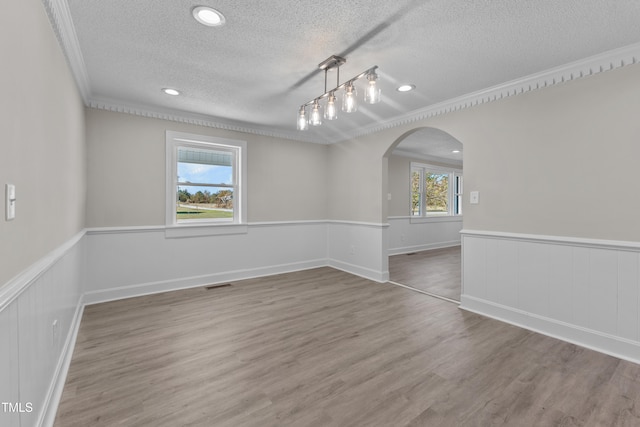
(0, 0, 86, 286)
(387, 154, 411, 218)
(451, 64, 640, 241)
(329, 63, 640, 242)
(85, 108, 328, 227)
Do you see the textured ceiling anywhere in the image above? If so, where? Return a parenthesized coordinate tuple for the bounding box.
(64, 0, 640, 145)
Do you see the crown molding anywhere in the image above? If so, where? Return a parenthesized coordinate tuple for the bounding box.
(43, 0, 640, 145)
(87, 98, 326, 144)
(345, 42, 640, 142)
(40, 0, 91, 104)
(85, 42, 640, 145)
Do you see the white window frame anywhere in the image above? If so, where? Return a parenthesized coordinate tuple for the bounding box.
(410, 162, 462, 222)
(453, 172, 463, 216)
(165, 131, 247, 237)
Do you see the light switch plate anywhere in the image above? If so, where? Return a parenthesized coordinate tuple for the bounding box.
(6, 184, 16, 220)
(470, 191, 479, 205)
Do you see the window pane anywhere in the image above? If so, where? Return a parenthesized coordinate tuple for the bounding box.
(177, 147, 233, 185)
(177, 185, 233, 221)
(454, 175, 463, 215)
(425, 173, 448, 215)
(411, 170, 421, 216)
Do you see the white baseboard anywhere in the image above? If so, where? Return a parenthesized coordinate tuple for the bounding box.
(84, 259, 327, 305)
(84, 256, 392, 305)
(327, 259, 389, 283)
(387, 216, 462, 257)
(460, 295, 640, 365)
(39, 296, 85, 427)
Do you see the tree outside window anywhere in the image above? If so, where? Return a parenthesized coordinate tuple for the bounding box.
(411, 163, 462, 217)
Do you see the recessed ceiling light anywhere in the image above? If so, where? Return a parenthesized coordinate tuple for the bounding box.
(192, 6, 225, 27)
(397, 84, 415, 92)
(452, 150, 461, 153)
(162, 88, 180, 96)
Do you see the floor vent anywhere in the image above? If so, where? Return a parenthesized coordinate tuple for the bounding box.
(205, 284, 232, 290)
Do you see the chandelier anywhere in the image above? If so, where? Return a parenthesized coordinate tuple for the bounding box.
(297, 55, 381, 130)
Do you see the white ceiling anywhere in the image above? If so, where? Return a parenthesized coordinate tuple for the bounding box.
(60, 0, 640, 145)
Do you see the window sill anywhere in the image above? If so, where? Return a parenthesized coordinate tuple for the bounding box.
(165, 223, 248, 238)
(409, 215, 463, 224)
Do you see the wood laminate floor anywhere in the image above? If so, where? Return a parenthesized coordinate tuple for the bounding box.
(54, 267, 640, 426)
(389, 246, 461, 301)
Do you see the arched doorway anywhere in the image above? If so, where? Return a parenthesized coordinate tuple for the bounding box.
(383, 127, 463, 302)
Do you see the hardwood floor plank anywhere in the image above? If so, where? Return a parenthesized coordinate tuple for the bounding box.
(54, 267, 640, 426)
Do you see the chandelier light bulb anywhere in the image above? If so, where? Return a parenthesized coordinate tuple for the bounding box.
(325, 92, 338, 120)
(297, 106, 308, 131)
(310, 100, 323, 126)
(364, 71, 381, 104)
(342, 82, 358, 113)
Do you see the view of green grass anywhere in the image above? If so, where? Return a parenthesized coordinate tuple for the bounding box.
(177, 205, 233, 220)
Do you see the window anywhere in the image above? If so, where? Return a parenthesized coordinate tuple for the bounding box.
(166, 131, 246, 229)
(411, 163, 462, 217)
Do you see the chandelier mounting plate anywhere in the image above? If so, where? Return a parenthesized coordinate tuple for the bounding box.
(318, 55, 346, 71)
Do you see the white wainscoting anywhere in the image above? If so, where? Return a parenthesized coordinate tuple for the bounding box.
(0, 303, 19, 427)
(461, 230, 640, 364)
(0, 232, 85, 427)
(85, 221, 391, 305)
(1, 220, 392, 427)
(327, 221, 389, 282)
(7, 225, 640, 425)
(388, 216, 462, 256)
(84, 221, 332, 304)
